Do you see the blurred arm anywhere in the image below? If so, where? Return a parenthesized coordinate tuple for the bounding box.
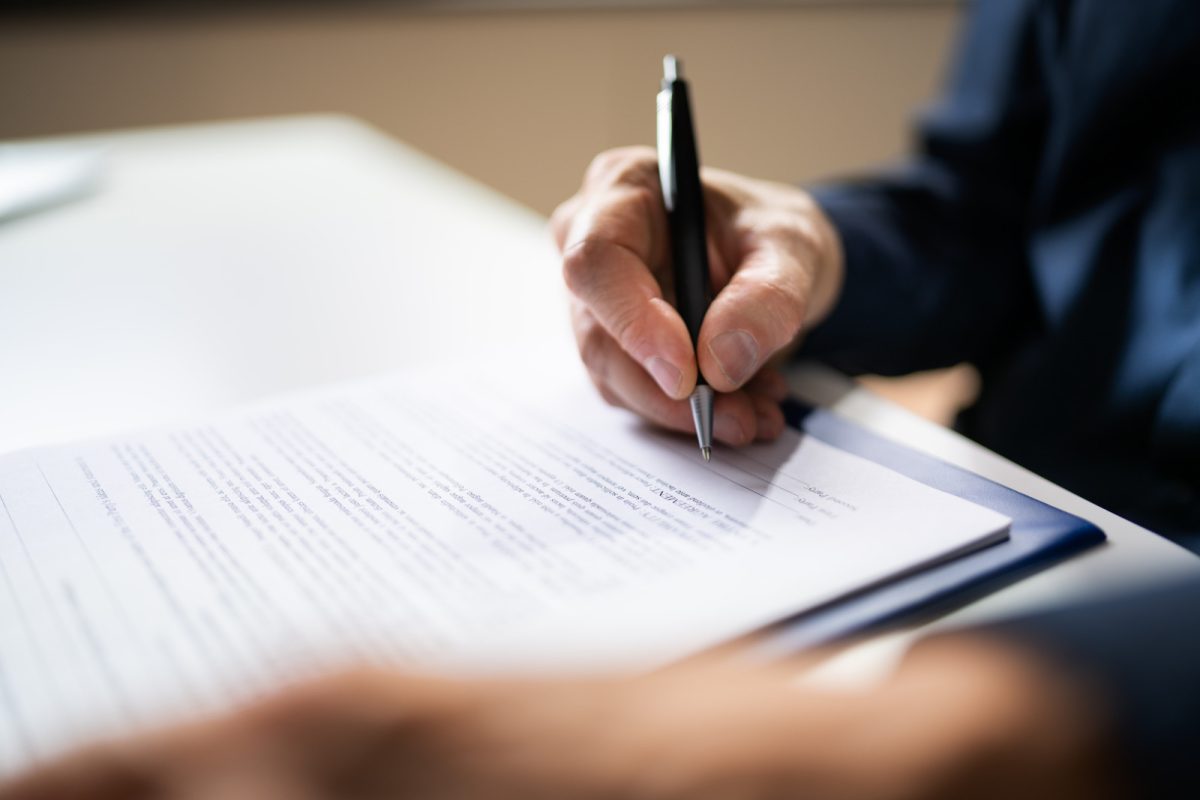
(979, 575, 1200, 799)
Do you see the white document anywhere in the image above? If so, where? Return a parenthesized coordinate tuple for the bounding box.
(0, 362, 1009, 771)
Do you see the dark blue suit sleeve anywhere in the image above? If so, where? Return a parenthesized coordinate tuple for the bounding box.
(984, 576, 1200, 798)
(802, 0, 1048, 374)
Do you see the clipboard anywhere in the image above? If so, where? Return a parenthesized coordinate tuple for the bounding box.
(750, 400, 1106, 655)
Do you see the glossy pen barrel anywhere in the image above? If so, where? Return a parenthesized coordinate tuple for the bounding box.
(658, 75, 711, 347)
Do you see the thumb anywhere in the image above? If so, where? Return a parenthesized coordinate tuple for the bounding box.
(696, 241, 812, 392)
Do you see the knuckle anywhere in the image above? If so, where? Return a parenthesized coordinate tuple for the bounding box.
(750, 210, 823, 265)
(749, 209, 801, 242)
(561, 237, 610, 296)
(609, 308, 653, 361)
(586, 146, 658, 189)
(597, 185, 661, 247)
(585, 149, 624, 182)
(627, 183, 662, 223)
(756, 277, 807, 341)
(759, 274, 804, 310)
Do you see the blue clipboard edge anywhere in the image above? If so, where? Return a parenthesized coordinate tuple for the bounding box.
(743, 399, 1107, 658)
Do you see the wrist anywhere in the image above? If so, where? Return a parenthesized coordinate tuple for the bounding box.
(793, 189, 845, 331)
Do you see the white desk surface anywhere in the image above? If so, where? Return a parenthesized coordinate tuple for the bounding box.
(2, 116, 1196, 671)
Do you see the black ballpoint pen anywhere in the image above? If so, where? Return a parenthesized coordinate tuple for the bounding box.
(657, 55, 714, 461)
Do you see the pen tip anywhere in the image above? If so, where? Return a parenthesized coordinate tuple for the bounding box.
(701, 446, 711, 462)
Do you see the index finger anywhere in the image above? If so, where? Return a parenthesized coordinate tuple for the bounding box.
(559, 155, 696, 401)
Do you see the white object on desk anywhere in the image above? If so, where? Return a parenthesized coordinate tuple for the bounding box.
(0, 143, 103, 223)
(0, 116, 565, 454)
(0, 114, 1195, 668)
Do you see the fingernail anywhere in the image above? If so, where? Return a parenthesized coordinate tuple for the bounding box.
(645, 356, 682, 396)
(715, 413, 748, 445)
(709, 330, 760, 387)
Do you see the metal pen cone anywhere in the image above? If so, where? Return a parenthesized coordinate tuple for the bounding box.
(689, 385, 714, 460)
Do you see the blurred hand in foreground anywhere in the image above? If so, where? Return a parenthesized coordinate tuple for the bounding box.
(551, 147, 844, 447)
(0, 637, 1117, 800)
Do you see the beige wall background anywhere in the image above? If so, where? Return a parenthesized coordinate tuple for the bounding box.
(1, 4, 961, 216)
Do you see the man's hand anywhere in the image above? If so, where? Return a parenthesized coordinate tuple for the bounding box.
(0, 638, 1118, 800)
(551, 147, 844, 447)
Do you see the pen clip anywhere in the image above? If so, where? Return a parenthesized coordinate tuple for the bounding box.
(657, 88, 675, 212)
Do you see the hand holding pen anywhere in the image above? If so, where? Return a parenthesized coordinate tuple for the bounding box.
(551, 56, 845, 451)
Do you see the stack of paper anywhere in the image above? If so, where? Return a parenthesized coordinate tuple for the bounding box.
(0, 362, 1009, 772)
